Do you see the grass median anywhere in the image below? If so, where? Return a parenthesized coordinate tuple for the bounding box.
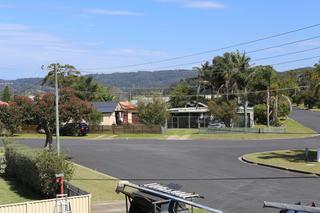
(242, 149, 320, 175)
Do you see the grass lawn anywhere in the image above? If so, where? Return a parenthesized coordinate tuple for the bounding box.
(0, 177, 42, 205)
(70, 164, 123, 203)
(242, 149, 320, 175)
(310, 108, 320, 112)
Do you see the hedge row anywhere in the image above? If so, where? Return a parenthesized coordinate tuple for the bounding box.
(4, 141, 74, 198)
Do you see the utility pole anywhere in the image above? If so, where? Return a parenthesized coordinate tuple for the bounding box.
(266, 88, 270, 127)
(54, 64, 61, 155)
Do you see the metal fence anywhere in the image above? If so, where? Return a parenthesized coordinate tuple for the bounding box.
(167, 116, 210, 129)
(0, 194, 91, 213)
(64, 181, 89, 197)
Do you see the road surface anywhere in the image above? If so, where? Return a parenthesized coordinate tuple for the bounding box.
(17, 109, 320, 213)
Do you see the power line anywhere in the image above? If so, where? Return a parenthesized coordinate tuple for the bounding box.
(79, 35, 320, 74)
(253, 46, 320, 61)
(247, 35, 320, 54)
(78, 23, 320, 70)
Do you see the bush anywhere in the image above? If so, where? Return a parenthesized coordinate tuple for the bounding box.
(4, 141, 74, 198)
(254, 104, 267, 124)
(278, 98, 291, 118)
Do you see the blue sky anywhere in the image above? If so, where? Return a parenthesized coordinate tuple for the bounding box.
(0, 0, 320, 79)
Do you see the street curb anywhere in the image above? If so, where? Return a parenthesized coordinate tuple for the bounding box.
(241, 156, 320, 176)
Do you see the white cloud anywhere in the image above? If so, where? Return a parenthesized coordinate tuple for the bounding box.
(155, 0, 226, 9)
(0, 23, 169, 79)
(184, 1, 225, 9)
(82, 8, 144, 16)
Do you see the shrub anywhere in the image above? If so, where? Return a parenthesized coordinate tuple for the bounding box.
(4, 141, 74, 198)
(278, 98, 291, 118)
(254, 104, 267, 124)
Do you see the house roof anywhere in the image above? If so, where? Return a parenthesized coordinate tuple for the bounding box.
(91, 101, 118, 113)
(119, 101, 136, 111)
(0, 101, 9, 106)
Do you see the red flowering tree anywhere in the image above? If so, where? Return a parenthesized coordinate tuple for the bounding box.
(14, 89, 94, 149)
(0, 102, 23, 135)
(33, 89, 94, 149)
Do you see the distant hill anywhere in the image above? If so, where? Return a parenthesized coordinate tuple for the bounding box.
(88, 69, 198, 89)
(0, 69, 198, 94)
(1, 67, 315, 95)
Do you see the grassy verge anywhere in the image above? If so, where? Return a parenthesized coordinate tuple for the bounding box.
(70, 164, 122, 203)
(0, 178, 42, 205)
(310, 108, 320, 112)
(10, 118, 317, 141)
(242, 149, 320, 175)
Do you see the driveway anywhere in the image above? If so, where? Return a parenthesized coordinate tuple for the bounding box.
(14, 110, 320, 213)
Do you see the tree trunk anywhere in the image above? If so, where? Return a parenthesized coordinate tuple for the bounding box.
(44, 130, 53, 150)
(244, 87, 248, 128)
(225, 80, 229, 101)
(273, 95, 279, 126)
(266, 88, 270, 127)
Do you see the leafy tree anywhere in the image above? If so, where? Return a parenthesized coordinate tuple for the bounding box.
(71, 76, 116, 101)
(0, 102, 22, 135)
(207, 99, 237, 127)
(137, 98, 169, 126)
(1, 86, 11, 102)
(41, 63, 80, 87)
(15, 89, 94, 149)
(42, 63, 115, 102)
(169, 82, 195, 108)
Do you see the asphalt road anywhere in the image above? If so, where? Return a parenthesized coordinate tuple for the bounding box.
(289, 108, 320, 132)
(17, 109, 320, 213)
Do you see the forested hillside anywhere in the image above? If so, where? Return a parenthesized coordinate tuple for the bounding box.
(0, 69, 197, 94)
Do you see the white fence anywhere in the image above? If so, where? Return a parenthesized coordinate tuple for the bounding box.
(0, 194, 91, 213)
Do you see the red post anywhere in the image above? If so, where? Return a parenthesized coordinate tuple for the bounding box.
(56, 174, 65, 194)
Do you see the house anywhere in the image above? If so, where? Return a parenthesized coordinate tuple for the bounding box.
(91, 101, 118, 125)
(0, 101, 9, 107)
(167, 102, 210, 128)
(91, 101, 139, 126)
(167, 102, 254, 128)
(116, 101, 139, 125)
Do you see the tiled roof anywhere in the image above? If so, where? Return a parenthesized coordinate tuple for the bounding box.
(0, 101, 9, 106)
(119, 101, 136, 110)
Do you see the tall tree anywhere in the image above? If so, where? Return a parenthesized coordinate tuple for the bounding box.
(251, 66, 279, 126)
(137, 98, 169, 126)
(169, 82, 195, 108)
(41, 63, 80, 87)
(15, 89, 94, 149)
(1, 86, 11, 102)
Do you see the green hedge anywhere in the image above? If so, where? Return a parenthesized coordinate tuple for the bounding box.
(4, 141, 74, 198)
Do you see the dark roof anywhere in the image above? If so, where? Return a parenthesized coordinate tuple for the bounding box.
(91, 101, 118, 113)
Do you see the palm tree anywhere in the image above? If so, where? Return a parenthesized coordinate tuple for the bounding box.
(230, 51, 251, 127)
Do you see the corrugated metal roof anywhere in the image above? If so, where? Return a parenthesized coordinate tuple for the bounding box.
(91, 101, 118, 113)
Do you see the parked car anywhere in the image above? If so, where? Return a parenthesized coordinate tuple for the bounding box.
(208, 121, 226, 128)
(60, 123, 89, 136)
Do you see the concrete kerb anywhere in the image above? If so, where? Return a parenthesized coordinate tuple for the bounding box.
(240, 155, 320, 176)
